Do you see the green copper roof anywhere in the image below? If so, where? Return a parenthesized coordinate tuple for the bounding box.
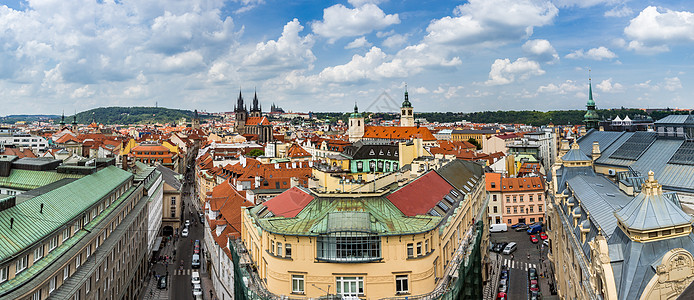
(350, 102, 362, 118)
(0, 166, 133, 262)
(0, 169, 83, 191)
(402, 90, 412, 108)
(252, 196, 440, 236)
(587, 79, 595, 107)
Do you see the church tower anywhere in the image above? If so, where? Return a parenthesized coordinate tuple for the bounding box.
(583, 77, 599, 130)
(400, 86, 414, 127)
(192, 109, 200, 129)
(250, 90, 262, 118)
(349, 103, 365, 142)
(234, 90, 248, 134)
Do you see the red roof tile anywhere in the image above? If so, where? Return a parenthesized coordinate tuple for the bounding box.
(386, 171, 454, 216)
(362, 126, 436, 141)
(263, 187, 314, 218)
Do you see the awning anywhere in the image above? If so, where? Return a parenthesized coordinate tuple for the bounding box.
(152, 236, 163, 252)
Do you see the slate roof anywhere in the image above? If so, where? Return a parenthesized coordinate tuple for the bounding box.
(341, 141, 399, 160)
(654, 115, 693, 124)
(561, 147, 591, 161)
(156, 164, 182, 191)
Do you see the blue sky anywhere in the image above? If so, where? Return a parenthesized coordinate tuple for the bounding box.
(0, 0, 692, 115)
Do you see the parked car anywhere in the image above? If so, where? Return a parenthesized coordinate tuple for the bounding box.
(191, 271, 201, 286)
(529, 279, 540, 292)
(528, 268, 538, 281)
(181, 228, 189, 237)
(529, 291, 541, 300)
(540, 232, 548, 240)
(530, 235, 539, 243)
(498, 279, 508, 293)
(543, 240, 550, 247)
(500, 269, 508, 280)
(490, 223, 508, 233)
(158, 275, 167, 289)
(527, 223, 542, 235)
(193, 283, 203, 296)
(514, 225, 529, 232)
(493, 242, 507, 253)
(185, 220, 191, 227)
(496, 292, 507, 300)
(502, 242, 517, 255)
(511, 222, 526, 229)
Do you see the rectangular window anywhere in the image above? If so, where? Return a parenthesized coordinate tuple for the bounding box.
(96, 270, 100, 282)
(530, 217, 535, 223)
(416, 242, 422, 256)
(64, 266, 70, 280)
(34, 246, 44, 262)
(529, 206, 534, 213)
(336, 276, 364, 297)
(539, 205, 543, 212)
(74, 222, 79, 234)
(520, 195, 524, 202)
(425, 239, 429, 253)
(507, 207, 511, 214)
(493, 206, 498, 213)
(16, 255, 28, 274)
(506, 196, 510, 203)
(285, 244, 292, 258)
(538, 194, 542, 201)
(492, 195, 497, 201)
(63, 228, 71, 242)
(277, 243, 282, 257)
(529, 195, 534, 202)
(171, 197, 176, 205)
(292, 275, 305, 293)
(513, 196, 517, 202)
(395, 275, 409, 294)
(407, 243, 413, 258)
(49, 236, 59, 251)
(86, 277, 91, 293)
(87, 245, 92, 259)
(513, 207, 517, 213)
(50, 276, 56, 294)
(520, 207, 524, 213)
(32, 290, 41, 300)
(270, 241, 274, 255)
(76, 254, 81, 268)
(0, 266, 8, 283)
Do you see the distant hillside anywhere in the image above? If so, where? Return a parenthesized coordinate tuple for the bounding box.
(0, 114, 60, 124)
(72, 107, 218, 125)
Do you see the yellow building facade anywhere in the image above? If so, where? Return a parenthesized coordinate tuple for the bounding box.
(240, 159, 488, 299)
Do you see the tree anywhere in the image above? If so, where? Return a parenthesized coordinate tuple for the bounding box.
(467, 138, 482, 150)
(248, 149, 264, 157)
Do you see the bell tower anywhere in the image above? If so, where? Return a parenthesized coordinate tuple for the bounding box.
(400, 85, 414, 127)
(349, 103, 365, 142)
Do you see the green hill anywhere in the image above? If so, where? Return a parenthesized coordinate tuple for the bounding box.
(69, 107, 217, 125)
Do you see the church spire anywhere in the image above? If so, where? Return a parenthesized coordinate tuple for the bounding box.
(237, 89, 244, 111)
(60, 111, 65, 126)
(402, 84, 412, 108)
(583, 71, 599, 130)
(252, 88, 260, 112)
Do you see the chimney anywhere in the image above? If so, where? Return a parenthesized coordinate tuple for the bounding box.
(592, 141, 601, 161)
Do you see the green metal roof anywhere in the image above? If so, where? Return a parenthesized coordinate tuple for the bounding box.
(253, 196, 441, 236)
(0, 169, 83, 191)
(0, 166, 133, 262)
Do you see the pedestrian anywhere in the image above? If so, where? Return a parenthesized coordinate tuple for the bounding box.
(511, 254, 514, 260)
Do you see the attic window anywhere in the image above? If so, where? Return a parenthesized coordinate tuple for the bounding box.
(450, 190, 459, 197)
(491, 183, 496, 188)
(648, 232, 658, 238)
(662, 229, 671, 236)
(428, 209, 441, 217)
(266, 211, 275, 218)
(444, 195, 455, 205)
(437, 202, 450, 212)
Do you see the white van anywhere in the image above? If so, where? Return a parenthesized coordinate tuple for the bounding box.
(490, 223, 508, 233)
(502, 242, 517, 255)
(191, 271, 201, 286)
(192, 254, 201, 269)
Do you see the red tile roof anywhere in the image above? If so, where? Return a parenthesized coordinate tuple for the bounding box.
(286, 143, 311, 158)
(362, 126, 436, 141)
(501, 177, 544, 191)
(485, 172, 502, 192)
(386, 171, 454, 216)
(263, 187, 314, 218)
(246, 116, 270, 126)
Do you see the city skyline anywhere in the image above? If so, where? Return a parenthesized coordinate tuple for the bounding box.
(0, 0, 692, 115)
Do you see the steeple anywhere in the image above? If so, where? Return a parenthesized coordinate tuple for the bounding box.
(583, 73, 599, 130)
(60, 111, 65, 127)
(252, 89, 260, 112)
(72, 113, 77, 127)
(236, 89, 244, 111)
(402, 84, 412, 108)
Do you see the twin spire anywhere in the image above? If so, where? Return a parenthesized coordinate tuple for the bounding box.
(235, 88, 261, 112)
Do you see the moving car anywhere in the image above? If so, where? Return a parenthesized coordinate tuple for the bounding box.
(490, 223, 508, 233)
(181, 228, 189, 237)
(527, 223, 543, 235)
(158, 275, 167, 289)
(539, 232, 548, 240)
(530, 235, 539, 243)
(502, 242, 517, 255)
(528, 268, 538, 281)
(514, 225, 529, 232)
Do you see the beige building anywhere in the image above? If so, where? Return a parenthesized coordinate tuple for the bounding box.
(547, 142, 694, 299)
(156, 165, 183, 235)
(240, 159, 488, 299)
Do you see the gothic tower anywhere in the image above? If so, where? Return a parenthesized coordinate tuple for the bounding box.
(234, 90, 248, 134)
(192, 109, 200, 129)
(400, 86, 414, 127)
(250, 90, 262, 118)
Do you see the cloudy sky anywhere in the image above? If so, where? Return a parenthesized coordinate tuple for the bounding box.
(0, 0, 692, 115)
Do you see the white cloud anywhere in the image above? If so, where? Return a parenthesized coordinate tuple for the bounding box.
(232, 0, 265, 14)
(522, 39, 559, 63)
(413, 87, 429, 94)
(159, 51, 206, 72)
(318, 47, 388, 83)
(596, 78, 624, 93)
(537, 80, 583, 94)
(565, 46, 617, 60)
(311, 3, 400, 43)
(345, 36, 372, 49)
(242, 19, 315, 76)
(552, 0, 619, 8)
(624, 6, 694, 54)
(485, 57, 545, 86)
(382, 34, 408, 48)
(604, 5, 633, 17)
(348, 0, 384, 6)
(424, 0, 557, 48)
(663, 77, 682, 91)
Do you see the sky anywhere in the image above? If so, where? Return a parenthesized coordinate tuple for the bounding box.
(0, 0, 693, 115)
